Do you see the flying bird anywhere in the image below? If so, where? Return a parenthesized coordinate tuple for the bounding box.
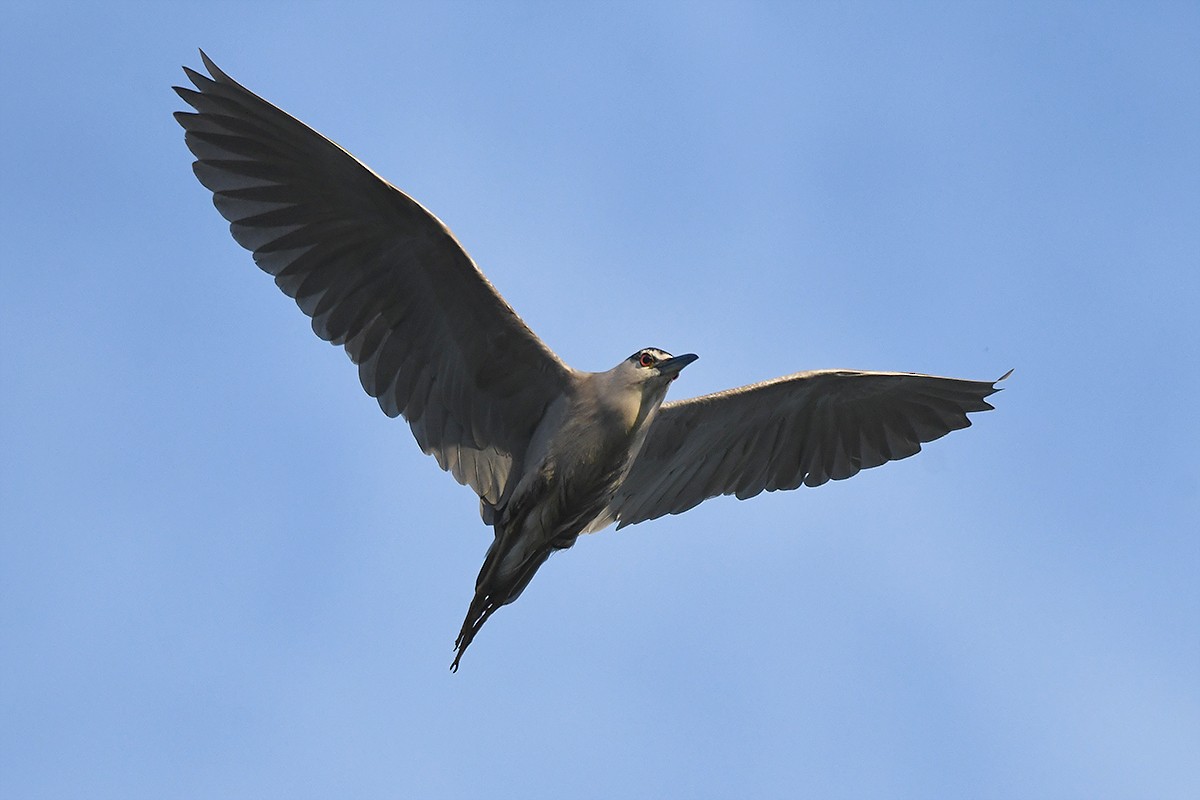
(174, 52, 1008, 670)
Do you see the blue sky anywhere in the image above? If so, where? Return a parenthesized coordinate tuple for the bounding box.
(2, 2, 1198, 797)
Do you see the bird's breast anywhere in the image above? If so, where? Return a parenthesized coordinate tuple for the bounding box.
(539, 398, 642, 497)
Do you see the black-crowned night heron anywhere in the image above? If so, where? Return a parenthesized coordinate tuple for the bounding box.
(175, 53, 1008, 670)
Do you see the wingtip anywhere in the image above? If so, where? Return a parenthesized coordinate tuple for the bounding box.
(198, 48, 218, 75)
(190, 49, 234, 85)
(170, 109, 197, 130)
(171, 85, 198, 104)
(180, 65, 211, 92)
(983, 368, 1014, 399)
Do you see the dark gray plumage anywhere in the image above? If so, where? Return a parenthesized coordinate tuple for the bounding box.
(174, 52, 1007, 670)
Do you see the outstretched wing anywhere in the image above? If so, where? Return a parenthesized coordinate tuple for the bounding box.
(174, 52, 575, 504)
(608, 369, 1008, 527)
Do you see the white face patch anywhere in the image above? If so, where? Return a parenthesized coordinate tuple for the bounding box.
(630, 348, 673, 369)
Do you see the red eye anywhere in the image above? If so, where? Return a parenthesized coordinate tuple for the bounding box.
(639, 353, 656, 367)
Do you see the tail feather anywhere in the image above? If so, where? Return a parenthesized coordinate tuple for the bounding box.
(452, 592, 500, 672)
(449, 492, 585, 671)
(451, 519, 519, 672)
(449, 521, 562, 671)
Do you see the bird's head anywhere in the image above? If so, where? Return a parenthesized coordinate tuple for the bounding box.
(619, 347, 699, 388)
(595, 348, 699, 433)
